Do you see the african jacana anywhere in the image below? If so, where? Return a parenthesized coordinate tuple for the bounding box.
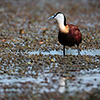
(48, 12, 82, 56)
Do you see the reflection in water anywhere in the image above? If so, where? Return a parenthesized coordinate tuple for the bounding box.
(58, 78, 66, 93)
(1, 68, 100, 94)
(59, 68, 100, 93)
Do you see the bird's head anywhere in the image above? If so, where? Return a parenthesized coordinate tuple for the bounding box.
(48, 12, 66, 26)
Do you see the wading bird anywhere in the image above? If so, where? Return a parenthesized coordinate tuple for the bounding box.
(48, 12, 82, 56)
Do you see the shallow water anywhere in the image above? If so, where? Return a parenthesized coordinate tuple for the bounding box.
(0, 0, 100, 99)
(59, 68, 100, 93)
(0, 67, 100, 94)
(28, 49, 100, 56)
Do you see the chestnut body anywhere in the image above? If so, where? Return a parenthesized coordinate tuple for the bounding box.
(58, 24, 82, 47)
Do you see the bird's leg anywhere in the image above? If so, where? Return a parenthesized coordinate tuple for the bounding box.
(63, 45, 65, 56)
(77, 46, 80, 55)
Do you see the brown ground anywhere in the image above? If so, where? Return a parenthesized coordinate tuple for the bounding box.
(0, 0, 100, 100)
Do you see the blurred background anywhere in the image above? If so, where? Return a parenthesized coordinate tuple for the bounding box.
(0, 0, 100, 100)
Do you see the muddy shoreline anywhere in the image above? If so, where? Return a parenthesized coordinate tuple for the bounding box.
(0, 0, 100, 100)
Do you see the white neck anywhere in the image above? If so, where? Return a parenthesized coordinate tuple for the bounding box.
(58, 23, 66, 32)
(57, 21, 69, 33)
(55, 13, 68, 33)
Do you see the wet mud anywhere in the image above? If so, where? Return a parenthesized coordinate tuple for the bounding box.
(0, 0, 100, 100)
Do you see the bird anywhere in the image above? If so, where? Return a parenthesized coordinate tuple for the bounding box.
(48, 12, 82, 56)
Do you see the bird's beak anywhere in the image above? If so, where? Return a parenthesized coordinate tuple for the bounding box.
(47, 15, 55, 20)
